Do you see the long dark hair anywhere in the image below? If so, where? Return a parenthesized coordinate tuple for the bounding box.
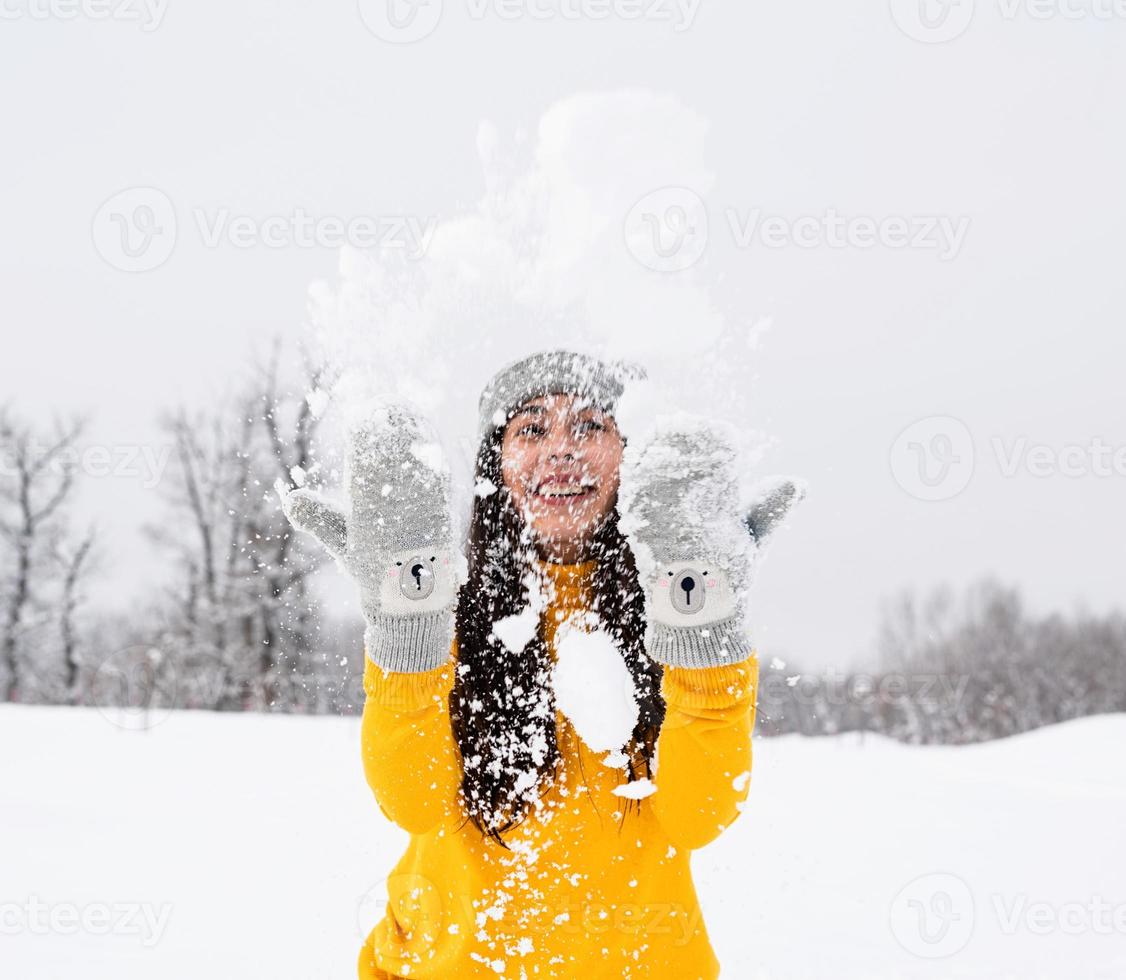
(449, 421, 665, 845)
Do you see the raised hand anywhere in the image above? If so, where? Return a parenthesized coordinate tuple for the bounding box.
(619, 416, 802, 669)
(278, 404, 460, 673)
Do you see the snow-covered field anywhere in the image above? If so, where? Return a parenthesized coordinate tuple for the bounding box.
(3, 705, 1124, 979)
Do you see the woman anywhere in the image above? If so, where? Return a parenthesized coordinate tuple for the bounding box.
(280, 350, 799, 979)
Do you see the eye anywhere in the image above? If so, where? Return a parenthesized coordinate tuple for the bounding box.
(429, 556, 436, 562)
(516, 422, 545, 437)
(395, 561, 402, 567)
(667, 571, 674, 577)
(575, 419, 606, 435)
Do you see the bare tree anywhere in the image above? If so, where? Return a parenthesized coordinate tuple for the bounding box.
(148, 342, 340, 712)
(0, 410, 85, 702)
(58, 528, 97, 702)
(148, 402, 253, 708)
(250, 341, 326, 706)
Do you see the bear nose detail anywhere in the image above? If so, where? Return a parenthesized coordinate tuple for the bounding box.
(399, 554, 435, 600)
(680, 576, 696, 605)
(670, 568, 705, 615)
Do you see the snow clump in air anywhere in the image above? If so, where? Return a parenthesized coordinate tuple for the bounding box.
(550, 614, 639, 755)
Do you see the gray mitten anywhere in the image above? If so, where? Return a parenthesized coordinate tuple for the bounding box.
(277, 405, 460, 674)
(619, 416, 802, 669)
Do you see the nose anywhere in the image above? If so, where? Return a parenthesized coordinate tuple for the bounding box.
(543, 425, 579, 463)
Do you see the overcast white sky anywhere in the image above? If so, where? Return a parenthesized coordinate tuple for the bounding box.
(2, 1, 1124, 671)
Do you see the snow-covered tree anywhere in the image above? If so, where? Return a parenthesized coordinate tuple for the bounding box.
(147, 345, 357, 712)
(0, 410, 93, 703)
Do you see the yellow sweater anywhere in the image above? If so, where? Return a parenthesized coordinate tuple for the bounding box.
(357, 559, 757, 980)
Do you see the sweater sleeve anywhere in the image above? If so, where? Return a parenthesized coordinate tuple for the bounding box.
(360, 647, 462, 835)
(649, 654, 757, 851)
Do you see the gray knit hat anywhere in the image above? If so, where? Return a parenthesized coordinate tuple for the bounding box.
(477, 349, 645, 440)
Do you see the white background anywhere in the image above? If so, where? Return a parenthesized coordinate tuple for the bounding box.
(2, 1, 1125, 669)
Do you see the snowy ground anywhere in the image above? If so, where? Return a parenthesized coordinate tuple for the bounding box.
(2, 705, 1124, 979)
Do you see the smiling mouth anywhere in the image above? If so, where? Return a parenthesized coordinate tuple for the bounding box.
(533, 481, 595, 503)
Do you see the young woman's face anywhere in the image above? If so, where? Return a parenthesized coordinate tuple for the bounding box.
(500, 393, 624, 562)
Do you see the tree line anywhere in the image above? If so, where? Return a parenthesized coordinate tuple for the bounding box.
(2, 351, 1123, 740)
(0, 345, 363, 717)
(756, 580, 1126, 742)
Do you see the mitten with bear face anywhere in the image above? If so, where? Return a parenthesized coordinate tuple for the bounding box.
(277, 405, 460, 674)
(619, 416, 802, 669)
